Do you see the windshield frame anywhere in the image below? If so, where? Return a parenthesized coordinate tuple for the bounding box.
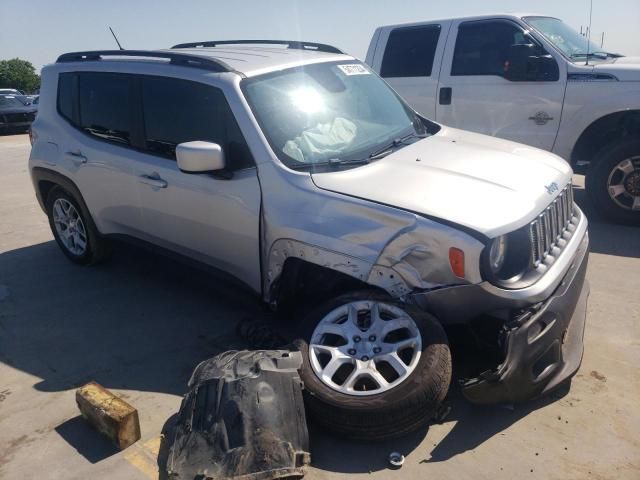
(522, 15, 607, 62)
(240, 60, 433, 172)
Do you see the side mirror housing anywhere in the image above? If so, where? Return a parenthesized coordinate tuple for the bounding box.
(504, 44, 559, 82)
(176, 141, 225, 173)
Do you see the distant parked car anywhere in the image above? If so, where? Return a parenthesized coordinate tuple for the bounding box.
(0, 95, 37, 133)
(0, 88, 26, 95)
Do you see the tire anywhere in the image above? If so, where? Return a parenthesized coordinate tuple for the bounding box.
(295, 290, 451, 441)
(586, 138, 640, 225)
(45, 186, 111, 265)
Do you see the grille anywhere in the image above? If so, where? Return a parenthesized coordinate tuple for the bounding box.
(4, 112, 35, 123)
(528, 184, 575, 266)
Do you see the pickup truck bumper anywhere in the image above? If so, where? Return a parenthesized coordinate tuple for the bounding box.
(411, 218, 590, 405)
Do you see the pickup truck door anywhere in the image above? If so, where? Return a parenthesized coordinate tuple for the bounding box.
(369, 21, 452, 119)
(435, 18, 567, 151)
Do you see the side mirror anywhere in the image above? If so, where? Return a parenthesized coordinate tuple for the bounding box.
(504, 44, 559, 82)
(176, 141, 225, 173)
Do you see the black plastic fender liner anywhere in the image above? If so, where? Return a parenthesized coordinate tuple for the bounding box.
(166, 350, 310, 480)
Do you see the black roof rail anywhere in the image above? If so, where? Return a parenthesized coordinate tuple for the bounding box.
(55, 50, 236, 73)
(171, 39, 344, 54)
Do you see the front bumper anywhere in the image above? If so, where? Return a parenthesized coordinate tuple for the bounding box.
(462, 232, 589, 404)
(411, 218, 590, 405)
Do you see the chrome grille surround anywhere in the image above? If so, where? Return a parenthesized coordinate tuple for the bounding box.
(529, 184, 576, 268)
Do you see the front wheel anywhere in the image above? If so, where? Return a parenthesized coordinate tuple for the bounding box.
(295, 290, 452, 441)
(586, 138, 640, 225)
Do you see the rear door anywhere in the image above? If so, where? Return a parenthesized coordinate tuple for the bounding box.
(370, 22, 451, 119)
(58, 72, 145, 236)
(435, 18, 567, 150)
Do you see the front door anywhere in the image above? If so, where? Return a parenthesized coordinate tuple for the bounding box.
(436, 18, 567, 151)
(132, 75, 262, 292)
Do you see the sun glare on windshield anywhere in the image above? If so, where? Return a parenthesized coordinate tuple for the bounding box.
(289, 87, 325, 114)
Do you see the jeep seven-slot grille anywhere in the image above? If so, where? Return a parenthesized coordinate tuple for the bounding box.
(528, 184, 574, 266)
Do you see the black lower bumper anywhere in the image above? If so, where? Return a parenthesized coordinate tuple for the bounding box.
(461, 234, 590, 404)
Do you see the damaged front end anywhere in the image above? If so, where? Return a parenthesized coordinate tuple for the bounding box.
(166, 350, 310, 480)
(412, 230, 590, 405)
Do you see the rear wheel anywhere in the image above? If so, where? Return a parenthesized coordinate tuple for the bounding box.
(586, 138, 640, 225)
(295, 290, 451, 441)
(46, 186, 111, 265)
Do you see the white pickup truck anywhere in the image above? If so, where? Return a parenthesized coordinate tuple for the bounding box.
(366, 14, 640, 224)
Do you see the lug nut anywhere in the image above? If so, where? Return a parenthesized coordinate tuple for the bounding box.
(353, 336, 361, 342)
(373, 347, 381, 354)
(369, 335, 376, 342)
(348, 349, 356, 355)
(361, 355, 369, 361)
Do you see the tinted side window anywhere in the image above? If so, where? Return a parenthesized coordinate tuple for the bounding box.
(78, 73, 133, 145)
(452, 21, 528, 76)
(381, 25, 441, 78)
(57, 72, 78, 124)
(140, 76, 253, 170)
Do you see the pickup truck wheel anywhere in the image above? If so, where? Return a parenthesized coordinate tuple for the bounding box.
(586, 138, 640, 225)
(46, 186, 111, 265)
(295, 290, 451, 441)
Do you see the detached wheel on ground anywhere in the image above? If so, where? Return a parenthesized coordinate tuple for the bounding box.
(295, 290, 451, 441)
(45, 186, 111, 265)
(586, 138, 640, 225)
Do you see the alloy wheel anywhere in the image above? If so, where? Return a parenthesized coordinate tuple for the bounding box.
(309, 301, 422, 396)
(607, 156, 640, 211)
(52, 198, 88, 256)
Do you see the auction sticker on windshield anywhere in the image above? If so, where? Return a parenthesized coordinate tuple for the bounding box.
(337, 64, 370, 75)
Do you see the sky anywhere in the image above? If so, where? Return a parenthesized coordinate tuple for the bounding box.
(1, 0, 639, 72)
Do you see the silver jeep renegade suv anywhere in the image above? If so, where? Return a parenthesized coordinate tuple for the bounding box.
(29, 41, 589, 439)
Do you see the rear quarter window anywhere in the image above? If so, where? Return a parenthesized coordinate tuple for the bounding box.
(380, 25, 441, 78)
(57, 72, 78, 124)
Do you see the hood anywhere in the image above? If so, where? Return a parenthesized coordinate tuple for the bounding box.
(311, 127, 572, 238)
(592, 57, 640, 81)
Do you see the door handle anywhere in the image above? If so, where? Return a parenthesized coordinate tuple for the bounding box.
(65, 150, 87, 164)
(139, 174, 168, 189)
(439, 87, 452, 105)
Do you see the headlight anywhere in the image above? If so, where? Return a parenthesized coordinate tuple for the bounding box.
(483, 228, 534, 288)
(489, 235, 507, 273)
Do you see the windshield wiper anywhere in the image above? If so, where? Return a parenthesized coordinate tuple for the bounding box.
(570, 51, 611, 59)
(367, 132, 427, 161)
(291, 158, 371, 171)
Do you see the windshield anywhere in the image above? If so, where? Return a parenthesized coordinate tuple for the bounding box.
(524, 16, 608, 59)
(242, 61, 427, 169)
(0, 96, 25, 108)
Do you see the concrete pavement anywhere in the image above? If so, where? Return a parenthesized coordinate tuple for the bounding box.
(1, 133, 639, 479)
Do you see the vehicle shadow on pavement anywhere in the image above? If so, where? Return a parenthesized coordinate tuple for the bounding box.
(423, 383, 569, 463)
(0, 239, 262, 397)
(573, 184, 640, 258)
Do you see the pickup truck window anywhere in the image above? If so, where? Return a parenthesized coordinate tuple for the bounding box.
(381, 25, 441, 78)
(524, 16, 602, 59)
(452, 20, 529, 77)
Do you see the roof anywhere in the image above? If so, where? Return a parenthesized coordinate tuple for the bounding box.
(160, 46, 351, 77)
(55, 42, 353, 79)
